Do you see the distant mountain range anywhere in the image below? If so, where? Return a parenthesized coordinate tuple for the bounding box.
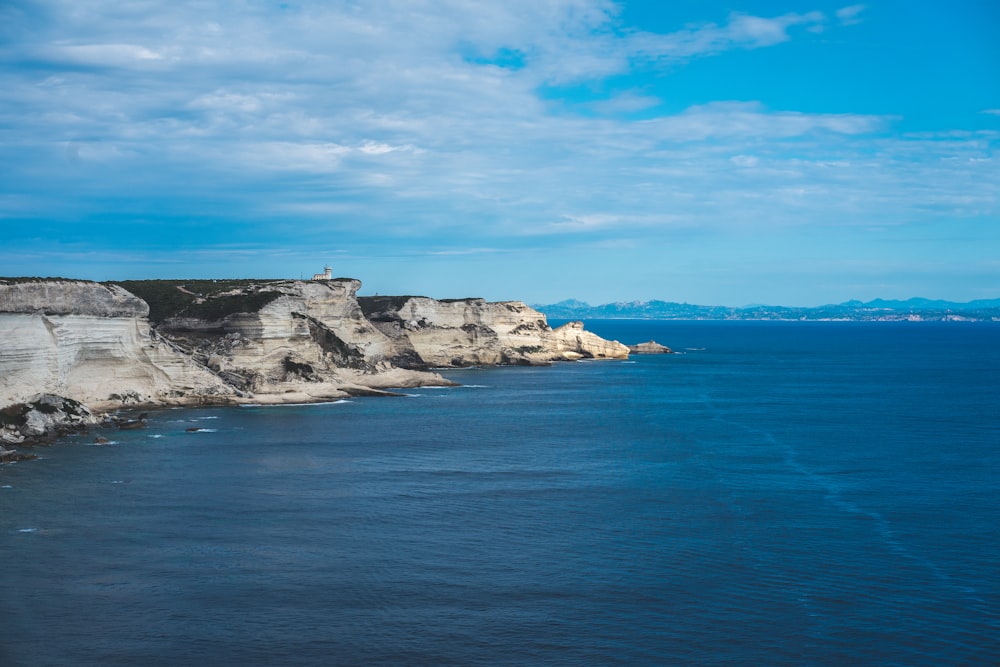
(533, 298, 1000, 322)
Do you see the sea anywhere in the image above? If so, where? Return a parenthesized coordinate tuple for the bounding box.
(2, 320, 998, 666)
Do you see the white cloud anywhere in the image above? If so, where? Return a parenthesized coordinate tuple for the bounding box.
(358, 141, 413, 156)
(52, 43, 165, 67)
(626, 10, 827, 63)
(836, 5, 866, 26)
(587, 92, 662, 115)
(228, 142, 353, 173)
(0, 0, 996, 260)
(188, 91, 267, 114)
(731, 155, 760, 168)
(638, 102, 885, 142)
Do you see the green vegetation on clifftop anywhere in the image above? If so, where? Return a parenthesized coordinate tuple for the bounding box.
(112, 280, 285, 323)
(357, 295, 421, 316)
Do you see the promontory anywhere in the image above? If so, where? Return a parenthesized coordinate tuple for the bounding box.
(1, 277, 628, 449)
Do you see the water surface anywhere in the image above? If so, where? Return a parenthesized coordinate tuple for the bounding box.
(2, 321, 998, 665)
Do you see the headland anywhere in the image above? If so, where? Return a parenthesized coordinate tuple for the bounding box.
(0, 277, 629, 452)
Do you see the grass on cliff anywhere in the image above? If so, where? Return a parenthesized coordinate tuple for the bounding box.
(186, 291, 283, 321)
(357, 295, 421, 316)
(112, 280, 286, 323)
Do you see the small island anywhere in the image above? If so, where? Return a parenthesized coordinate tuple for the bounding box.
(628, 340, 674, 354)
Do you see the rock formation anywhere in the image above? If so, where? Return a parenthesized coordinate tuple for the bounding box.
(0, 277, 629, 446)
(359, 296, 629, 367)
(628, 340, 674, 354)
(115, 278, 463, 407)
(0, 280, 236, 412)
(152, 279, 417, 400)
(545, 321, 633, 361)
(0, 394, 96, 447)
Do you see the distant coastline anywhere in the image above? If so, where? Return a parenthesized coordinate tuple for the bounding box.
(535, 297, 1000, 322)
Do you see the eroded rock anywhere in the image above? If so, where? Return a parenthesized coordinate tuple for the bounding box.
(359, 297, 629, 367)
(628, 340, 674, 354)
(1, 278, 633, 444)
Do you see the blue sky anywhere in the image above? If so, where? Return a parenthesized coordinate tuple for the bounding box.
(1, 1, 998, 306)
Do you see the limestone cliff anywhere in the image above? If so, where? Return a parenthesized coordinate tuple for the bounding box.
(546, 321, 633, 361)
(1, 278, 630, 445)
(359, 296, 629, 366)
(0, 280, 235, 412)
(0, 279, 149, 317)
(150, 279, 441, 401)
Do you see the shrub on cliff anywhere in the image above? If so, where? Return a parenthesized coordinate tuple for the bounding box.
(113, 280, 284, 323)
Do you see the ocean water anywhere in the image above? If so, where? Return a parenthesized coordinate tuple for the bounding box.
(2, 321, 998, 666)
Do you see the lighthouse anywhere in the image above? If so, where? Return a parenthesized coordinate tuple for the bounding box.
(312, 266, 332, 281)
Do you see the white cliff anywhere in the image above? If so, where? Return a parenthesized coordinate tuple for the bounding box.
(153, 279, 451, 401)
(1, 278, 630, 445)
(359, 296, 629, 366)
(0, 280, 235, 412)
(545, 321, 633, 361)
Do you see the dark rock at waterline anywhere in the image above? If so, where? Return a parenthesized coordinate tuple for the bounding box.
(627, 340, 674, 354)
(114, 412, 148, 430)
(0, 394, 97, 446)
(0, 447, 38, 462)
(117, 420, 146, 430)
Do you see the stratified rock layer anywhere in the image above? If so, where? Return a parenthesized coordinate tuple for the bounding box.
(156, 279, 445, 400)
(360, 296, 629, 366)
(1, 278, 630, 443)
(0, 280, 148, 317)
(0, 281, 235, 411)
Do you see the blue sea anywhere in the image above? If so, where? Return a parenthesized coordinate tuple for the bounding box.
(2, 321, 998, 666)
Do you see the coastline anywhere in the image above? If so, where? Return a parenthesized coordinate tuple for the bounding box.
(2, 373, 463, 454)
(1, 277, 629, 455)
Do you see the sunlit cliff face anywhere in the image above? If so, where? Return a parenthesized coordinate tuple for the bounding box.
(1, 279, 625, 423)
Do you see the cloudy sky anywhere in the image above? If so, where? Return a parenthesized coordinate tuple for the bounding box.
(2, 1, 998, 305)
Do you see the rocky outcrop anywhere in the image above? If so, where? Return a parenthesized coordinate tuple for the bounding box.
(1, 278, 631, 446)
(0, 394, 97, 446)
(359, 296, 629, 367)
(546, 321, 632, 360)
(628, 340, 674, 354)
(154, 279, 446, 400)
(0, 280, 236, 413)
(0, 280, 149, 317)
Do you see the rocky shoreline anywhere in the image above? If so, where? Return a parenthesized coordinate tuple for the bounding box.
(1, 277, 632, 453)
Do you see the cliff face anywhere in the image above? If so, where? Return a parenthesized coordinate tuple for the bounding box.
(360, 296, 629, 366)
(0, 280, 149, 317)
(155, 279, 428, 399)
(546, 321, 633, 361)
(0, 281, 235, 411)
(1, 279, 630, 444)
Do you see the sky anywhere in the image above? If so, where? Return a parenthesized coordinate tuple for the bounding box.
(1, 1, 998, 306)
